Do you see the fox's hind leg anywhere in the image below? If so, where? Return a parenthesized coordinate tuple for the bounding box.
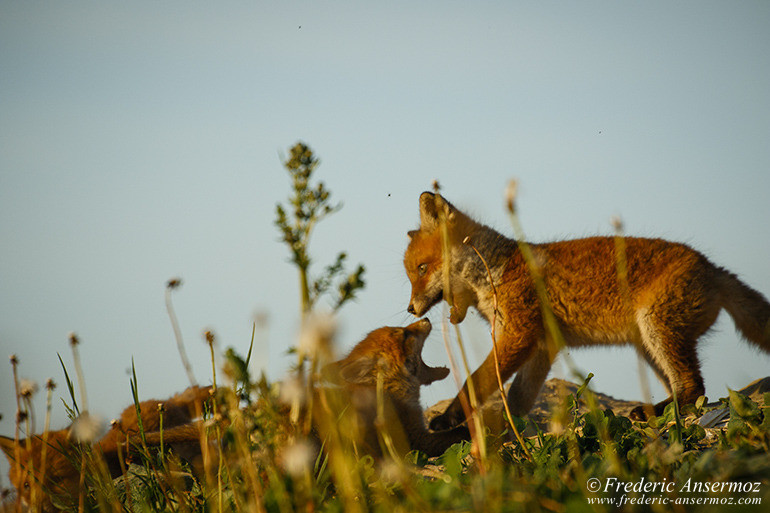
(631, 305, 713, 420)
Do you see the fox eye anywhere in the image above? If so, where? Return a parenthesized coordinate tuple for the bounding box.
(417, 263, 428, 277)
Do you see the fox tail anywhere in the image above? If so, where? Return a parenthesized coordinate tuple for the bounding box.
(717, 268, 770, 352)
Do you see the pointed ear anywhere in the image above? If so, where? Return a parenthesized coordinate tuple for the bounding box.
(419, 191, 456, 231)
(407, 229, 419, 240)
(418, 192, 439, 231)
(0, 435, 19, 461)
(336, 354, 383, 384)
(320, 361, 344, 385)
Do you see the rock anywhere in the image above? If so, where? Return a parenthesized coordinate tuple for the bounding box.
(426, 377, 770, 435)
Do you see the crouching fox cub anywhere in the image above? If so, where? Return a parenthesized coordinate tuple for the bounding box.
(322, 318, 469, 457)
(1, 386, 212, 511)
(404, 192, 770, 428)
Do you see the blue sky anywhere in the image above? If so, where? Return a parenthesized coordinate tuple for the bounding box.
(1, 1, 769, 456)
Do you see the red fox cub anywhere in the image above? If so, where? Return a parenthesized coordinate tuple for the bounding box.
(322, 318, 469, 457)
(98, 385, 212, 449)
(404, 192, 770, 428)
(0, 386, 212, 511)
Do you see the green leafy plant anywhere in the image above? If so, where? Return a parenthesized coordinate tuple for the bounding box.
(275, 142, 365, 315)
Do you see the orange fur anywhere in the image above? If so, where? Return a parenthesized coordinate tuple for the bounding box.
(404, 192, 770, 428)
(322, 319, 469, 457)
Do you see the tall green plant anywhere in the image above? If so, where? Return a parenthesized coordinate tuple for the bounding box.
(275, 142, 365, 315)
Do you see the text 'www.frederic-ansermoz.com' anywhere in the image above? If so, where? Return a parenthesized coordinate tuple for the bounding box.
(585, 476, 765, 507)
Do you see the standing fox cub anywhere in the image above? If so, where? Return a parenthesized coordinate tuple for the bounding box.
(1, 386, 212, 511)
(323, 318, 469, 457)
(404, 192, 770, 428)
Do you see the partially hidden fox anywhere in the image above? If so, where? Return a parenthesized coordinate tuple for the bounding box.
(0, 385, 212, 511)
(321, 318, 469, 457)
(404, 192, 770, 429)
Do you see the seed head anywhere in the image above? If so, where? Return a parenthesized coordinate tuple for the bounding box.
(282, 439, 315, 477)
(610, 215, 624, 234)
(298, 312, 336, 361)
(19, 379, 38, 399)
(68, 332, 80, 347)
(9, 354, 18, 366)
(71, 412, 103, 443)
(252, 310, 269, 327)
(505, 179, 518, 214)
(167, 277, 182, 290)
(279, 376, 305, 406)
(380, 460, 406, 482)
(431, 180, 441, 192)
(45, 378, 57, 391)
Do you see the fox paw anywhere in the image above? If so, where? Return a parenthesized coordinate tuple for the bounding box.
(454, 425, 471, 441)
(429, 409, 465, 431)
(629, 404, 656, 421)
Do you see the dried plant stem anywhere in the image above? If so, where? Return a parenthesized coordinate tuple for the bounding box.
(612, 220, 654, 416)
(315, 388, 365, 513)
(166, 282, 198, 386)
(433, 190, 488, 469)
(115, 432, 135, 513)
(229, 406, 267, 513)
(77, 452, 86, 513)
(376, 369, 401, 462)
(19, 394, 38, 509)
(67, 334, 91, 438)
(464, 238, 532, 461)
(10, 356, 23, 513)
(36, 382, 55, 511)
(204, 330, 225, 512)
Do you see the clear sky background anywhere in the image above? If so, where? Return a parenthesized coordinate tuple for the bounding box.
(2, 1, 769, 463)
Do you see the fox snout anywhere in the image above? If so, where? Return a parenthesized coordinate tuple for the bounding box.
(410, 317, 431, 333)
(408, 293, 440, 318)
(407, 300, 427, 317)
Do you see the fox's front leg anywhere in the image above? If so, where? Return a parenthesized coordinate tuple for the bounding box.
(429, 328, 539, 431)
(413, 425, 472, 457)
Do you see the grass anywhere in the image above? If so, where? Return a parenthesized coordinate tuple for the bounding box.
(3, 143, 769, 512)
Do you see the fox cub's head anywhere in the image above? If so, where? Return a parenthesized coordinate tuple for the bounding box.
(326, 318, 449, 396)
(404, 192, 478, 321)
(404, 192, 454, 317)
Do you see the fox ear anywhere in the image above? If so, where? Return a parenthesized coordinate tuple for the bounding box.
(0, 435, 18, 461)
(418, 192, 439, 231)
(419, 191, 455, 231)
(336, 354, 389, 384)
(407, 230, 419, 240)
(320, 361, 345, 385)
